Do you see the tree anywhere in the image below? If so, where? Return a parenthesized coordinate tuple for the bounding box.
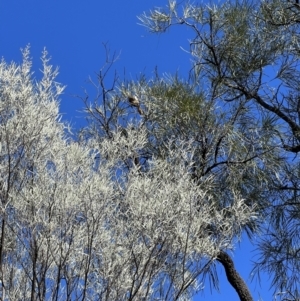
(138, 0, 300, 300)
(0, 47, 258, 301)
(82, 46, 283, 301)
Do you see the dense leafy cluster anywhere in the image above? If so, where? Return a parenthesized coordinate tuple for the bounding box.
(2, 0, 300, 300)
(139, 0, 300, 300)
(0, 47, 258, 300)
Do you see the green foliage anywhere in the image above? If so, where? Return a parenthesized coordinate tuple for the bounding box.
(138, 0, 300, 300)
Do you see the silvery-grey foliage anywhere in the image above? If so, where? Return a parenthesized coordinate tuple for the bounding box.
(0, 47, 259, 301)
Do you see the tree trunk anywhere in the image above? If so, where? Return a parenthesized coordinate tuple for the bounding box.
(217, 251, 253, 301)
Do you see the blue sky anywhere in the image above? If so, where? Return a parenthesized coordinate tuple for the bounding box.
(0, 1, 273, 300)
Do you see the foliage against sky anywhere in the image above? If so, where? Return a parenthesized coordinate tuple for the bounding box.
(2, 0, 300, 300)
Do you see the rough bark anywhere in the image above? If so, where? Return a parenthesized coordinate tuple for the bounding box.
(217, 251, 253, 301)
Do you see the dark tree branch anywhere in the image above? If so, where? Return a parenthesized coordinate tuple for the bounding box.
(217, 251, 254, 301)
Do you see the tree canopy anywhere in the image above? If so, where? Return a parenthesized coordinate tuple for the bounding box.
(0, 46, 258, 300)
(1, 0, 300, 300)
(138, 0, 300, 299)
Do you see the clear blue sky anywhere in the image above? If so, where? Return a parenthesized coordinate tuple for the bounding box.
(0, 1, 273, 300)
